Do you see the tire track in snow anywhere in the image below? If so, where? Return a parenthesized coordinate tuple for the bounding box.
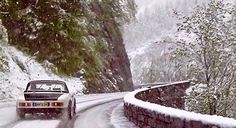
(56, 97, 124, 128)
(73, 100, 123, 128)
(1, 114, 61, 128)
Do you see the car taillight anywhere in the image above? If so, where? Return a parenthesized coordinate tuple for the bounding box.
(52, 102, 63, 106)
(19, 102, 31, 107)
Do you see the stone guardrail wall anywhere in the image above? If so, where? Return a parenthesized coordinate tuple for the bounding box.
(124, 81, 236, 128)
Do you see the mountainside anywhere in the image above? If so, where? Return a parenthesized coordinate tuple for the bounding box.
(124, 0, 207, 84)
(0, 23, 83, 100)
(0, 0, 135, 93)
(126, 0, 236, 119)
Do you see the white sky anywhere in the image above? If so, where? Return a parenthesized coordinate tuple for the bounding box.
(135, 0, 154, 8)
(135, 0, 165, 9)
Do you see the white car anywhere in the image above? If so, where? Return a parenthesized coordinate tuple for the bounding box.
(16, 80, 76, 119)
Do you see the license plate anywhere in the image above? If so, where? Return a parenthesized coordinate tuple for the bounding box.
(32, 102, 50, 107)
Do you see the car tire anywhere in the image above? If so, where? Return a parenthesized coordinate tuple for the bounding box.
(73, 99, 76, 115)
(62, 102, 72, 120)
(68, 103, 72, 120)
(16, 109, 25, 119)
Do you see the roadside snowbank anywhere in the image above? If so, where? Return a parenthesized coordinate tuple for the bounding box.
(111, 103, 138, 128)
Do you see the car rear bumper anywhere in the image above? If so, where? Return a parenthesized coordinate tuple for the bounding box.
(17, 108, 66, 114)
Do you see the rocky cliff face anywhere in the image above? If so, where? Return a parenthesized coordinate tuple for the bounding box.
(0, 0, 135, 93)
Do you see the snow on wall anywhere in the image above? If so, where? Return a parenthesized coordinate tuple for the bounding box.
(124, 81, 236, 127)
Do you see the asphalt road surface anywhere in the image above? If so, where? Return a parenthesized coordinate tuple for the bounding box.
(0, 93, 136, 128)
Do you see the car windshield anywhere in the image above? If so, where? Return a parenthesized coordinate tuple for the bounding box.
(27, 82, 68, 92)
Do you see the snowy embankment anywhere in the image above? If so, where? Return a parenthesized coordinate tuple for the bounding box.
(124, 82, 236, 127)
(0, 44, 84, 101)
(111, 103, 138, 128)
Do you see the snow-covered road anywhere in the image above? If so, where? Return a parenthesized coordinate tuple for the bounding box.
(74, 100, 122, 128)
(0, 93, 136, 128)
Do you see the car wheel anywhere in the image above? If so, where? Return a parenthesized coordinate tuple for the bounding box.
(63, 102, 72, 120)
(68, 102, 73, 119)
(61, 102, 73, 120)
(73, 100, 76, 115)
(17, 109, 25, 119)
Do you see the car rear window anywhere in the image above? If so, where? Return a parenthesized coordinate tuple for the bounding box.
(27, 83, 68, 92)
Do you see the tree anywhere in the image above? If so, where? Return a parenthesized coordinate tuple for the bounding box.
(0, 0, 136, 93)
(173, 0, 236, 117)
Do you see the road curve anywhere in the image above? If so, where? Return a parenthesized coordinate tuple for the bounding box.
(0, 92, 135, 128)
(74, 99, 122, 128)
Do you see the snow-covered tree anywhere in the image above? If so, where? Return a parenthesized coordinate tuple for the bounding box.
(173, 0, 236, 117)
(0, 0, 136, 93)
(125, 0, 209, 86)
